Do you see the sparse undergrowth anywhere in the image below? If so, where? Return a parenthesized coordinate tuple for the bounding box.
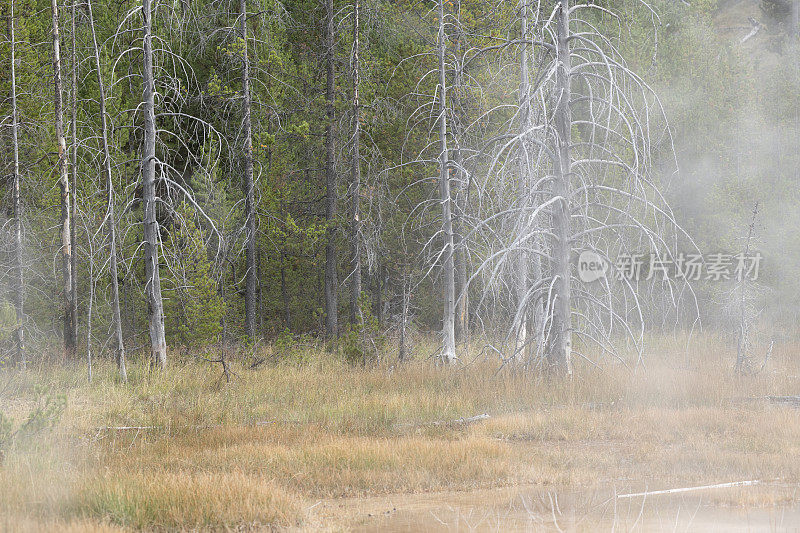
(1, 333, 799, 531)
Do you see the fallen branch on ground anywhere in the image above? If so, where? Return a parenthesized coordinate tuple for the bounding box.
(767, 396, 800, 406)
(617, 480, 760, 498)
(741, 18, 762, 43)
(398, 413, 491, 429)
(732, 396, 800, 407)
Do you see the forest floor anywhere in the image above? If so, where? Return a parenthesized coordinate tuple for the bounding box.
(2, 333, 800, 531)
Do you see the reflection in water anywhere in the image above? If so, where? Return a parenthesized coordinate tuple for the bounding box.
(335, 484, 800, 532)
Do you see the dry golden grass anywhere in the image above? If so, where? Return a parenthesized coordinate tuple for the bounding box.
(1, 332, 799, 530)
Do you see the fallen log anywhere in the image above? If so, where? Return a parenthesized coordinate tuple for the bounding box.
(617, 480, 760, 499)
(767, 395, 800, 406)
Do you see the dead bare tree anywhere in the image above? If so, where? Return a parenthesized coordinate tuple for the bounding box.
(464, 0, 697, 371)
(239, 0, 257, 342)
(8, 0, 25, 368)
(49, 0, 75, 359)
(392, 0, 482, 364)
(437, 0, 456, 364)
(735, 202, 760, 373)
(549, 0, 573, 374)
(451, 0, 470, 356)
(512, 0, 547, 364)
(68, 0, 78, 357)
(87, 0, 127, 381)
(141, 0, 168, 367)
(349, 0, 362, 326)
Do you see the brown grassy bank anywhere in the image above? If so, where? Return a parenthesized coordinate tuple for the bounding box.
(1, 333, 799, 530)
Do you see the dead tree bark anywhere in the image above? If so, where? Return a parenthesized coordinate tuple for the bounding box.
(736, 202, 759, 373)
(142, 0, 168, 367)
(549, 0, 573, 374)
(239, 0, 257, 341)
(455, 181, 469, 353)
(9, 0, 25, 369)
(324, 0, 339, 338)
(69, 0, 78, 356)
(437, 0, 456, 363)
(399, 267, 410, 362)
(513, 0, 545, 364)
(86, 233, 94, 383)
(513, 1, 530, 363)
(50, 0, 76, 359)
(452, 11, 469, 355)
(87, 0, 127, 381)
(349, 0, 362, 325)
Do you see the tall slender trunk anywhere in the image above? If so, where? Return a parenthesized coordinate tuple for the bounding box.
(9, 0, 25, 369)
(736, 203, 758, 373)
(373, 263, 382, 323)
(240, 0, 257, 341)
(324, 0, 339, 337)
(455, 160, 469, 353)
(51, 0, 75, 359)
(278, 182, 291, 329)
(69, 0, 78, 354)
(86, 239, 94, 382)
(514, 1, 530, 363)
(437, 0, 456, 363)
(88, 0, 126, 381)
(142, 0, 167, 367)
(550, 0, 573, 375)
(349, 0, 362, 325)
(399, 268, 409, 362)
(452, 14, 468, 354)
(280, 251, 290, 329)
(514, 0, 544, 363)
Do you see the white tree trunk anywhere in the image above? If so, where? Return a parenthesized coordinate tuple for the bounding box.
(349, 0, 362, 325)
(50, 0, 75, 359)
(88, 0, 127, 381)
(142, 0, 167, 367)
(69, 0, 78, 356)
(514, 0, 546, 364)
(550, 0, 573, 375)
(452, 13, 469, 355)
(513, 0, 531, 364)
(9, 0, 25, 369)
(438, 0, 456, 363)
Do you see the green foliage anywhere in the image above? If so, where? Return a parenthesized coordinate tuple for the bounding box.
(274, 328, 316, 364)
(0, 386, 66, 452)
(4, 0, 800, 355)
(0, 301, 17, 344)
(342, 293, 385, 366)
(163, 203, 226, 347)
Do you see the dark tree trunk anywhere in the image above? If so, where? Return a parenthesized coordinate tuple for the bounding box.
(324, 0, 339, 338)
(240, 0, 258, 341)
